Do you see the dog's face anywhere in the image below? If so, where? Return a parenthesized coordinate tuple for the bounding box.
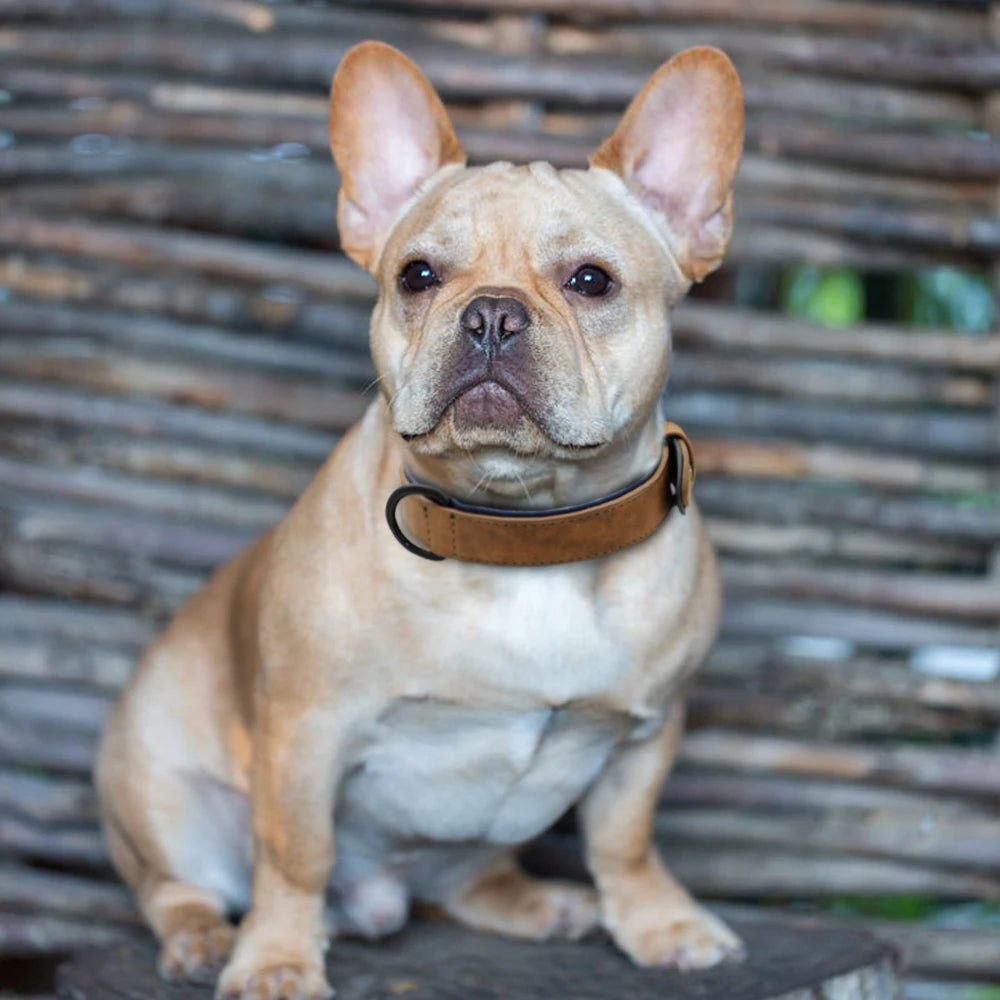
(330, 43, 743, 464)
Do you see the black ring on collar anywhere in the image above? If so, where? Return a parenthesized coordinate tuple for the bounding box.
(385, 483, 450, 560)
(666, 433, 687, 515)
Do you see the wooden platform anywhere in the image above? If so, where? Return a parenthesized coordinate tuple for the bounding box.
(58, 916, 898, 1000)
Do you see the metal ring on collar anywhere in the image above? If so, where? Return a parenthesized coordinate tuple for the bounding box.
(385, 483, 450, 561)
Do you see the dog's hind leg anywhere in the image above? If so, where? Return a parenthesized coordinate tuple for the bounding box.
(441, 851, 598, 942)
(96, 640, 252, 983)
(99, 763, 248, 982)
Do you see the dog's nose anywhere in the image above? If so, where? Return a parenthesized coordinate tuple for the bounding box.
(460, 296, 530, 349)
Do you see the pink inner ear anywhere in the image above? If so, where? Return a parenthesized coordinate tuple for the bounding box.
(630, 85, 725, 231)
(331, 44, 464, 269)
(592, 48, 743, 281)
(353, 76, 443, 231)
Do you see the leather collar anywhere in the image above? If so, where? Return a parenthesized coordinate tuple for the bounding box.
(385, 422, 695, 566)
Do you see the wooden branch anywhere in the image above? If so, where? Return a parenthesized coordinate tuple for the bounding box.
(678, 731, 1000, 799)
(0, 911, 132, 957)
(695, 478, 1000, 545)
(708, 518, 983, 569)
(0, 635, 134, 689)
(399, 0, 986, 40)
(0, 454, 286, 530)
(1, 498, 253, 570)
(663, 769, 995, 818)
(1, 814, 109, 868)
(547, 832, 1000, 898)
(0, 380, 336, 460)
(0, 214, 375, 300)
(672, 354, 993, 409)
(0, 864, 136, 926)
(0, 594, 154, 648)
(726, 223, 966, 270)
(671, 303, 1000, 373)
(739, 193, 1000, 258)
(0, 252, 372, 350)
(0, 341, 371, 432)
(721, 597, 998, 652)
(669, 391, 997, 461)
(0, 0, 276, 30)
(2, 0, 986, 41)
(696, 440, 994, 495)
(0, 535, 203, 612)
(656, 806, 1000, 872)
(0, 298, 375, 382)
(0, 423, 315, 500)
(0, 719, 99, 774)
(546, 21, 1000, 92)
(721, 562, 1000, 622)
(688, 687, 990, 743)
(4, 23, 1000, 101)
(704, 644, 1000, 717)
(0, 767, 98, 824)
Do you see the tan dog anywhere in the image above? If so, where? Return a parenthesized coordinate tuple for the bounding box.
(95, 40, 744, 1000)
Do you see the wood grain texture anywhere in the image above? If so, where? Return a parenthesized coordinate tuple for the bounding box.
(57, 918, 898, 1000)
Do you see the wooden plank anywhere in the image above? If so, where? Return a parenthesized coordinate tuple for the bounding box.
(56, 917, 897, 1000)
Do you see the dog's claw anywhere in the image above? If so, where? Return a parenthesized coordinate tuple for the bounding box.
(610, 905, 745, 971)
(158, 921, 236, 984)
(216, 961, 333, 1000)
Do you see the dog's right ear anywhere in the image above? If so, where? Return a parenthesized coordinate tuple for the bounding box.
(330, 41, 465, 272)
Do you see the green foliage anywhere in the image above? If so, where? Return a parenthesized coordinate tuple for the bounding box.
(826, 896, 939, 921)
(901, 268, 995, 333)
(781, 266, 865, 327)
(779, 265, 994, 332)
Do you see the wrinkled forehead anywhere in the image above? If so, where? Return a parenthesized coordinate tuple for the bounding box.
(378, 161, 673, 278)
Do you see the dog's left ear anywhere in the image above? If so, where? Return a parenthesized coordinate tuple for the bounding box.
(330, 41, 465, 271)
(591, 47, 743, 283)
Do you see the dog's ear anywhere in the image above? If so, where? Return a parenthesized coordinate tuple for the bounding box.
(591, 47, 743, 283)
(330, 41, 465, 271)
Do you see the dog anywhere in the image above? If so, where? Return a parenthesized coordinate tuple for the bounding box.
(95, 40, 745, 1000)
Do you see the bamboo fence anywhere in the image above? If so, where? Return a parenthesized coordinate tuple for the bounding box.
(0, 1, 998, 998)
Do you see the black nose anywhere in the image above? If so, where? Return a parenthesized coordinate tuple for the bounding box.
(460, 296, 530, 350)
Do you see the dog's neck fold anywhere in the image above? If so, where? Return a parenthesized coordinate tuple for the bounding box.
(397, 408, 666, 513)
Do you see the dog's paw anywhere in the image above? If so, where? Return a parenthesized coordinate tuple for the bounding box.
(447, 871, 599, 943)
(158, 919, 236, 984)
(609, 903, 744, 970)
(524, 883, 600, 941)
(216, 958, 333, 1000)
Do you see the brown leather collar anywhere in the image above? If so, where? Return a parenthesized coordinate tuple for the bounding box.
(385, 422, 695, 566)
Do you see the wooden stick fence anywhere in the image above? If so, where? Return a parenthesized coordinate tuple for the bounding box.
(0, 2, 998, 998)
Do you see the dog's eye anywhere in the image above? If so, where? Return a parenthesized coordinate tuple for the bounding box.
(400, 260, 439, 293)
(565, 264, 613, 297)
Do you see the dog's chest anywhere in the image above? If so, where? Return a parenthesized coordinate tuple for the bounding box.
(339, 570, 669, 846)
(340, 697, 653, 846)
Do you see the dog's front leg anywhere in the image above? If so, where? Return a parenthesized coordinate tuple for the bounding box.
(579, 701, 744, 971)
(218, 701, 344, 1000)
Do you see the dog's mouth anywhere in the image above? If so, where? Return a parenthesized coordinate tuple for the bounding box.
(398, 368, 609, 453)
(451, 379, 524, 431)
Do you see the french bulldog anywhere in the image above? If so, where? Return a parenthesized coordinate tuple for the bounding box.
(95, 39, 745, 1000)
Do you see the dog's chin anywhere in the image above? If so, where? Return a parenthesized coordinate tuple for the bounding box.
(397, 388, 596, 459)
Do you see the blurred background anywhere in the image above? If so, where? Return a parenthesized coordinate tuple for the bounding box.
(0, 2, 998, 998)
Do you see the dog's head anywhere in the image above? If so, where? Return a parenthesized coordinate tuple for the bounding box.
(330, 42, 742, 470)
